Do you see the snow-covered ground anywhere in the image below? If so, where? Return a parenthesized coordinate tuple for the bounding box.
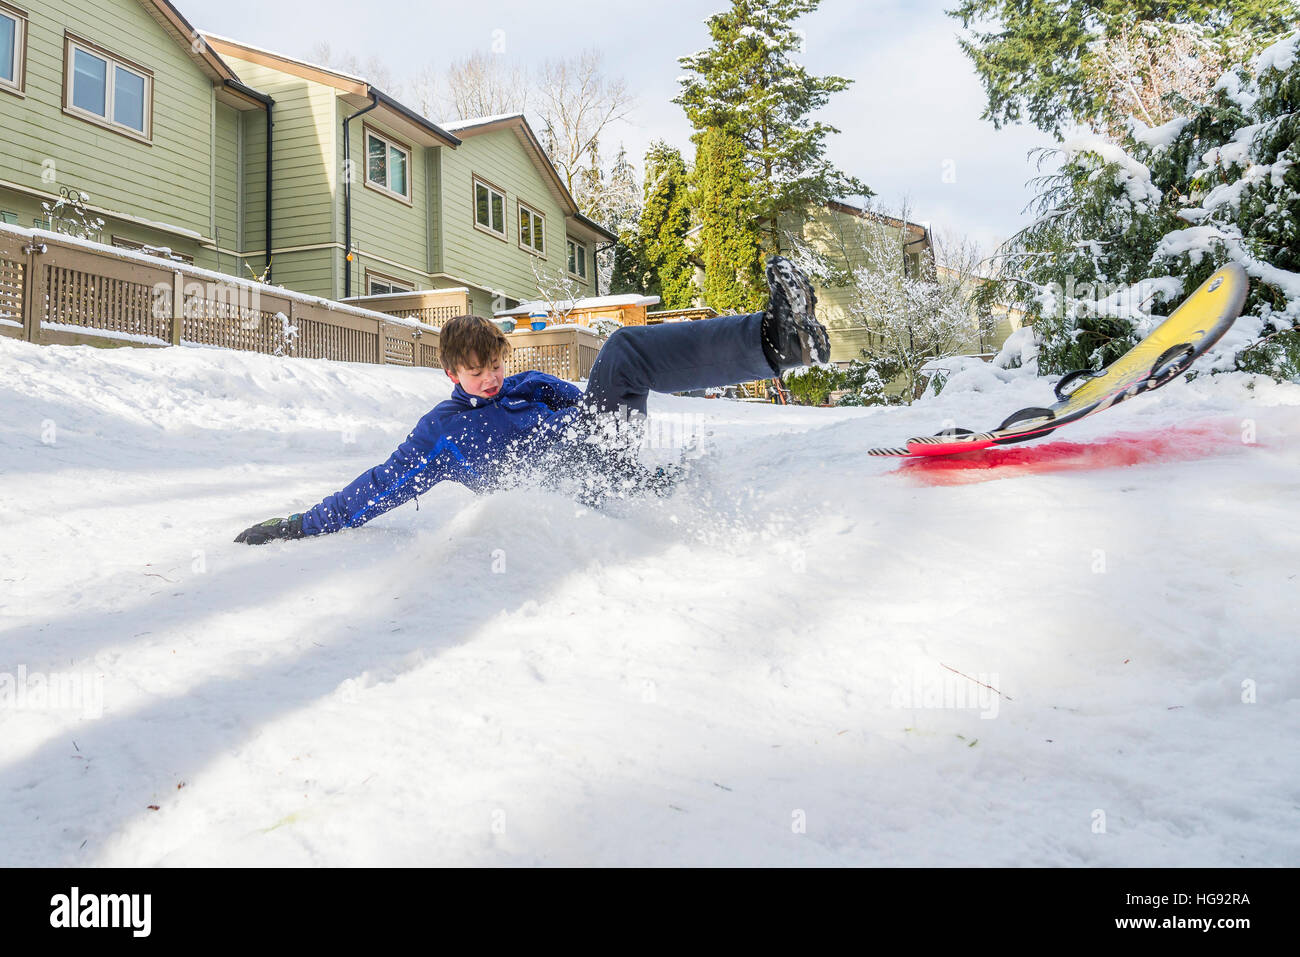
(1, 336, 1297, 866)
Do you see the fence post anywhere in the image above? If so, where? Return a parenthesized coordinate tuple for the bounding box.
(569, 331, 579, 381)
(376, 320, 387, 364)
(170, 271, 184, 346)
(21, 241, 43, 343)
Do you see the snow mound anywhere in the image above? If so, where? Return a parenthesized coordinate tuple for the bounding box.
(2, 336, 1298, 867)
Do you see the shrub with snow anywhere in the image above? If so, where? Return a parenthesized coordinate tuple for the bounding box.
(980, 31, 1300, 381)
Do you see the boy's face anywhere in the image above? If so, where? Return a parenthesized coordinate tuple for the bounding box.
(447, 351, 505, 400)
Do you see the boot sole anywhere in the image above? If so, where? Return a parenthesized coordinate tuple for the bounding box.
(766, 258, 831, 365)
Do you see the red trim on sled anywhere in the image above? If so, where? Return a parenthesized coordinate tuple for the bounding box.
(905, 437, 998, 456)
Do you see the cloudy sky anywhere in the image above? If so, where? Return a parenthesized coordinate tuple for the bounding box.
(187, 0, 1059, 254)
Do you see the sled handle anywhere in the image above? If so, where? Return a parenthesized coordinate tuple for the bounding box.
(1054, 367, 1105, 401)
(1148, 343, 1196, 386)
(997, 406, 1055, 432)
(991, 406, 1058, 444)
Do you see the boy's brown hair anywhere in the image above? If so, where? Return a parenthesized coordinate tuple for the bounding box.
(439, 314, 511, 374)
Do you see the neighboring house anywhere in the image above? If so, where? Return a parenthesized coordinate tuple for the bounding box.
(0, 0, 270, 271)
(935, 263, 1029, 358)
(681, 201, 940, 364)
(203, 36, 614, 315)
(779, 201, 938, 365)
(0, 0, 615, 317)
(780, 201, 1023, 365)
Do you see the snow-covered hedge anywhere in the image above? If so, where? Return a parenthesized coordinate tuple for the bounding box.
(985, 31, 1300, 381)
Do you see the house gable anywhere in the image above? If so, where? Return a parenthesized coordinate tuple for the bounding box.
(0, 0, 266, 256)
(438, 115, 613, 301)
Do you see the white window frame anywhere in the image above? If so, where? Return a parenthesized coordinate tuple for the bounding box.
(63, 34, 152, 141)
(0, 2, 27, 96)
(363, 127, 412, 204)
(566, 237, 588, 280)
(366, 273, 414, 297)
(518, 200, 545, 256)
(473, 176, 506, 239)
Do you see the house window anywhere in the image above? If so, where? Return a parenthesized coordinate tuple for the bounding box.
(566, 238, 587, 280)
(364, 128, 411, 201)
(474, 177, 505, 237)
(518, 201, 544, 255)
(366, 273, 413, 296)
(64, 35, 152, 138)
(0, 3, 26, 94)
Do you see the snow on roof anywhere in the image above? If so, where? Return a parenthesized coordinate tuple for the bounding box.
(199, 32, 368, 85)
(439, 113, 527, 131)
(495, 294, 661, 317)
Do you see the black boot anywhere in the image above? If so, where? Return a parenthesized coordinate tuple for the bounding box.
(760, 255, 831, 371)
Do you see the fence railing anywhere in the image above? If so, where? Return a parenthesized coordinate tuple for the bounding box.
(0, 225, 442, 369)
(501, 324, 603, 380)
(340, 288, 471, 330)
(0, 225, 694, 387)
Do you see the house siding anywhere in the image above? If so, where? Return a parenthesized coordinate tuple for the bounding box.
(439, 128, 594, 305)
(0, 0, 224, 252)
(239, 106, 265, 266)
(213, 99, 241, 255)
(222, 54, 336, 273)
(340, 103, 430, 299)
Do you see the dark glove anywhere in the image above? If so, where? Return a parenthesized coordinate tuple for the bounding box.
(234, 513, 305, 545)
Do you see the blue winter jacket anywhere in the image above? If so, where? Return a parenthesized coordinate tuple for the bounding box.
(300, 371, 589, 536)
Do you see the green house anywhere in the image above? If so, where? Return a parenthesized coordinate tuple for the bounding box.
(0, 0, 615, 316)
(205, 33, 614, 315)
(0, 0, 269, 269)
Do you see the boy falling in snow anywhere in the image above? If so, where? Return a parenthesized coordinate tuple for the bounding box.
(234, 256, 830, 544)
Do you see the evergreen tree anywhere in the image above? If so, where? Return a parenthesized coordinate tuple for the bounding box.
(608, 226, 644, 296)
(674, 0, 870, 258)
(604, 145, 643, 296)
(695, 126, 766, 312)
(630, 142, 696, 308)
(580, 142, 642, 296)
(978, 31, 1300, 380)
(948, 0, 1298, 137)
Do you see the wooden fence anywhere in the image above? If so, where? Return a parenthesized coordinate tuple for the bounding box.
(502, 325, 603, 380)
(340, 288, 471, 330)
(0, 227, 444, 368)
(0, 226, 759, 390)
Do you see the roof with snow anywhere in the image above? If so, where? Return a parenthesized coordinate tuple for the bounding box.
(439, 113, 528, 132)
(127, 2, 268, 110)
(200, 33, 461, 148)
(495, 294, 661, 317)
